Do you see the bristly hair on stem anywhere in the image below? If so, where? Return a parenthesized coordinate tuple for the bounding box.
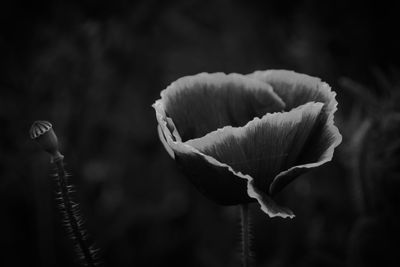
(240, 204, 253, 267)
(54, 159, 100, 266)
(30, 121, 101, 266)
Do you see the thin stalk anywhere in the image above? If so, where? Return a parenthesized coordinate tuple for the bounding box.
(54, 159, 97, 267)
(240, 204, 251, 267)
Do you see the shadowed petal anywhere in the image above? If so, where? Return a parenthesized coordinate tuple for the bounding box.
(174, 143, 294, 218)
(174, 147, 252, 205)
(246, 178, 295, 218)
(159, 72, 285, 141)
(247, 70, 337, 116)
(186, 102, 326, 217)
(157, 125, 175, 159)
(269, 102, 342, 195)
(153, 100, 251, 204)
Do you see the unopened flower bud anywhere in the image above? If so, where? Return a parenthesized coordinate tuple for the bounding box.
(30, 121, 64, 163)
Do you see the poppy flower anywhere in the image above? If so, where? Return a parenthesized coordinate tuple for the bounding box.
(153, 70, 342, 218)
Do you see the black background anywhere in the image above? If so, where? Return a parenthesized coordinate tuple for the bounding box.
(1, 0, 400, 266)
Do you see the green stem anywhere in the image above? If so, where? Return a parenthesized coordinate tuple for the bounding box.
(240, 204, 251, 267)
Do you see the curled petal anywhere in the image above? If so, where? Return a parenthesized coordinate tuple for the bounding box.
(247, 70, 337, 116)
(247, 70, 342, 195)
(159, 72, 285, 141)
(187, 102, 326, 217)
(269, 103, 342, 195)
(175, 143, 294, 218)
(246, 178, 295, 218)
(153, 100, 251, 204)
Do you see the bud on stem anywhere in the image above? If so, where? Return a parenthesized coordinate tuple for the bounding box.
(30, 121, 99, 266)
(30, 121, 64, 163)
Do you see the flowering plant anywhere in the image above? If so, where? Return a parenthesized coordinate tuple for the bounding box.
(153, 70, 341, 218)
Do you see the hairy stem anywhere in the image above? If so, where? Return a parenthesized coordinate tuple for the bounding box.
(240, 204, 251, 267)
(55, 159, 97, 267)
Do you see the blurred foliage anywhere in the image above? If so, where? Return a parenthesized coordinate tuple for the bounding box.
(1, 0, 400, 266)
(340, 70, 400, 267)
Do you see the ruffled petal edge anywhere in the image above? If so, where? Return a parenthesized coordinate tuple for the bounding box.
(247, 69, 342, 196)
(269, 103, 342, 195)
(153, 100, 295, 218)
(158, 72, 286, 141)
(247, 69, 338, 117)
(161, 72, 285, 108)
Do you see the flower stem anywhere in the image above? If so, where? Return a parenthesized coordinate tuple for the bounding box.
(240, 204, 251, 267)
(30, 121, 99, 266)
(54, 158, 97, 267)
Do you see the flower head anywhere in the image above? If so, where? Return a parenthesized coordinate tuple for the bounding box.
(153, 70, 342, 218)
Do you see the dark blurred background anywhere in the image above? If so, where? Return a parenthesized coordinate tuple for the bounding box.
(1, 0, 400, 266)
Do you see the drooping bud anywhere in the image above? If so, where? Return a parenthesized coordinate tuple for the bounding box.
(30, 120, 64, 162)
